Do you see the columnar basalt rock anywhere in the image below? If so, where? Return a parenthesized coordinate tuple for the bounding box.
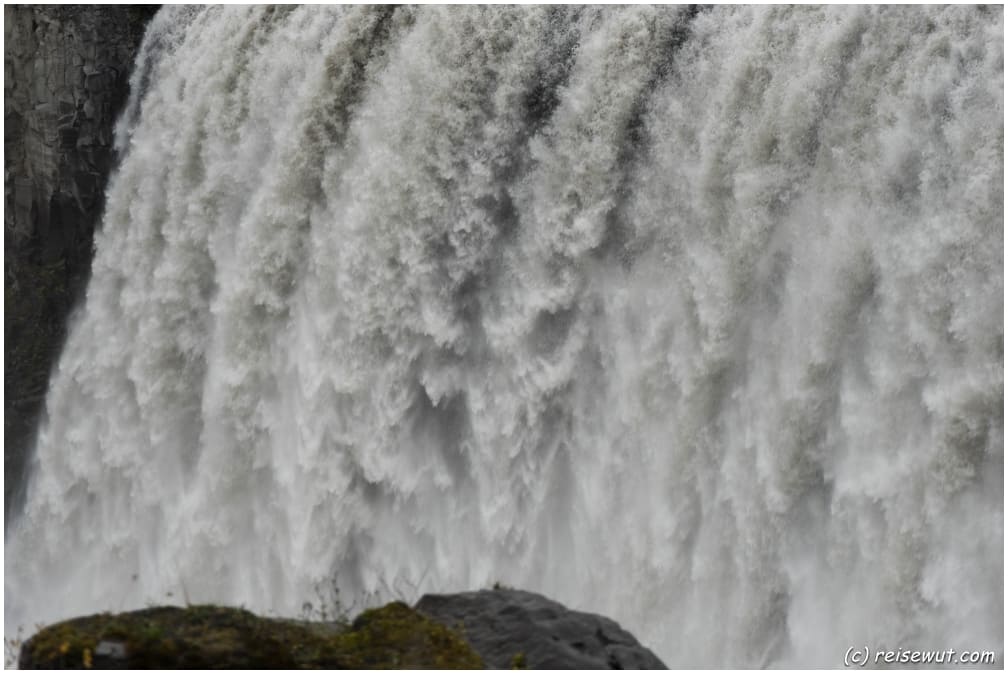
(4, 5, 157, 519)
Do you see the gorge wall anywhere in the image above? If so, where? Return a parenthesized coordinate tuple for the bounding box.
(4, 5, 156, 517)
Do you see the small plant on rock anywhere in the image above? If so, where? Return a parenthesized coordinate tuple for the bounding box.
(301, 575, 352, 626)
(4, 626, 24, 668)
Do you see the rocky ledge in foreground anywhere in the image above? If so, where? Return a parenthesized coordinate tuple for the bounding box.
(418, 588, 666, 669)
(18, 588, 666, 669)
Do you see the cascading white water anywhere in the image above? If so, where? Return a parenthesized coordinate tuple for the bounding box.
(5, 5, 1003, 666)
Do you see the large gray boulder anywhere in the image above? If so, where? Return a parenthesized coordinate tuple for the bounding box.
(416, 588, 666, 669)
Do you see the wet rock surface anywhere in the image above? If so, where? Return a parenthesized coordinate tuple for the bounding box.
(416, 588, 667, 669)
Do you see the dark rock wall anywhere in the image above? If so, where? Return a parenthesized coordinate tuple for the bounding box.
(4, 5, 157, 520)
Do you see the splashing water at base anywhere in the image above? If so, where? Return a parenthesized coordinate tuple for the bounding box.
(5, 6, 1003, 667)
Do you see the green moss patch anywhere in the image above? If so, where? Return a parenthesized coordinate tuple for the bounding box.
(19, 602, 484, 669)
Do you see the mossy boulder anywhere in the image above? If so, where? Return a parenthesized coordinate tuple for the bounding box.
(18, 602, 484, 669)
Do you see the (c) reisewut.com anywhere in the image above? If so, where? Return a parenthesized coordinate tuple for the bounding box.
(844, 646, 998, 667)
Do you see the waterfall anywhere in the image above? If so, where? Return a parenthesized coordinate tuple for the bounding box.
(5, 6, 1003, 666)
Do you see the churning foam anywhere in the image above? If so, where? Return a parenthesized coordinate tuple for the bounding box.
(6, 6, 1003, 666)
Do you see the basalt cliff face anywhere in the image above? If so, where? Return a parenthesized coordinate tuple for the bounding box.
(4, 5, 157, 518)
